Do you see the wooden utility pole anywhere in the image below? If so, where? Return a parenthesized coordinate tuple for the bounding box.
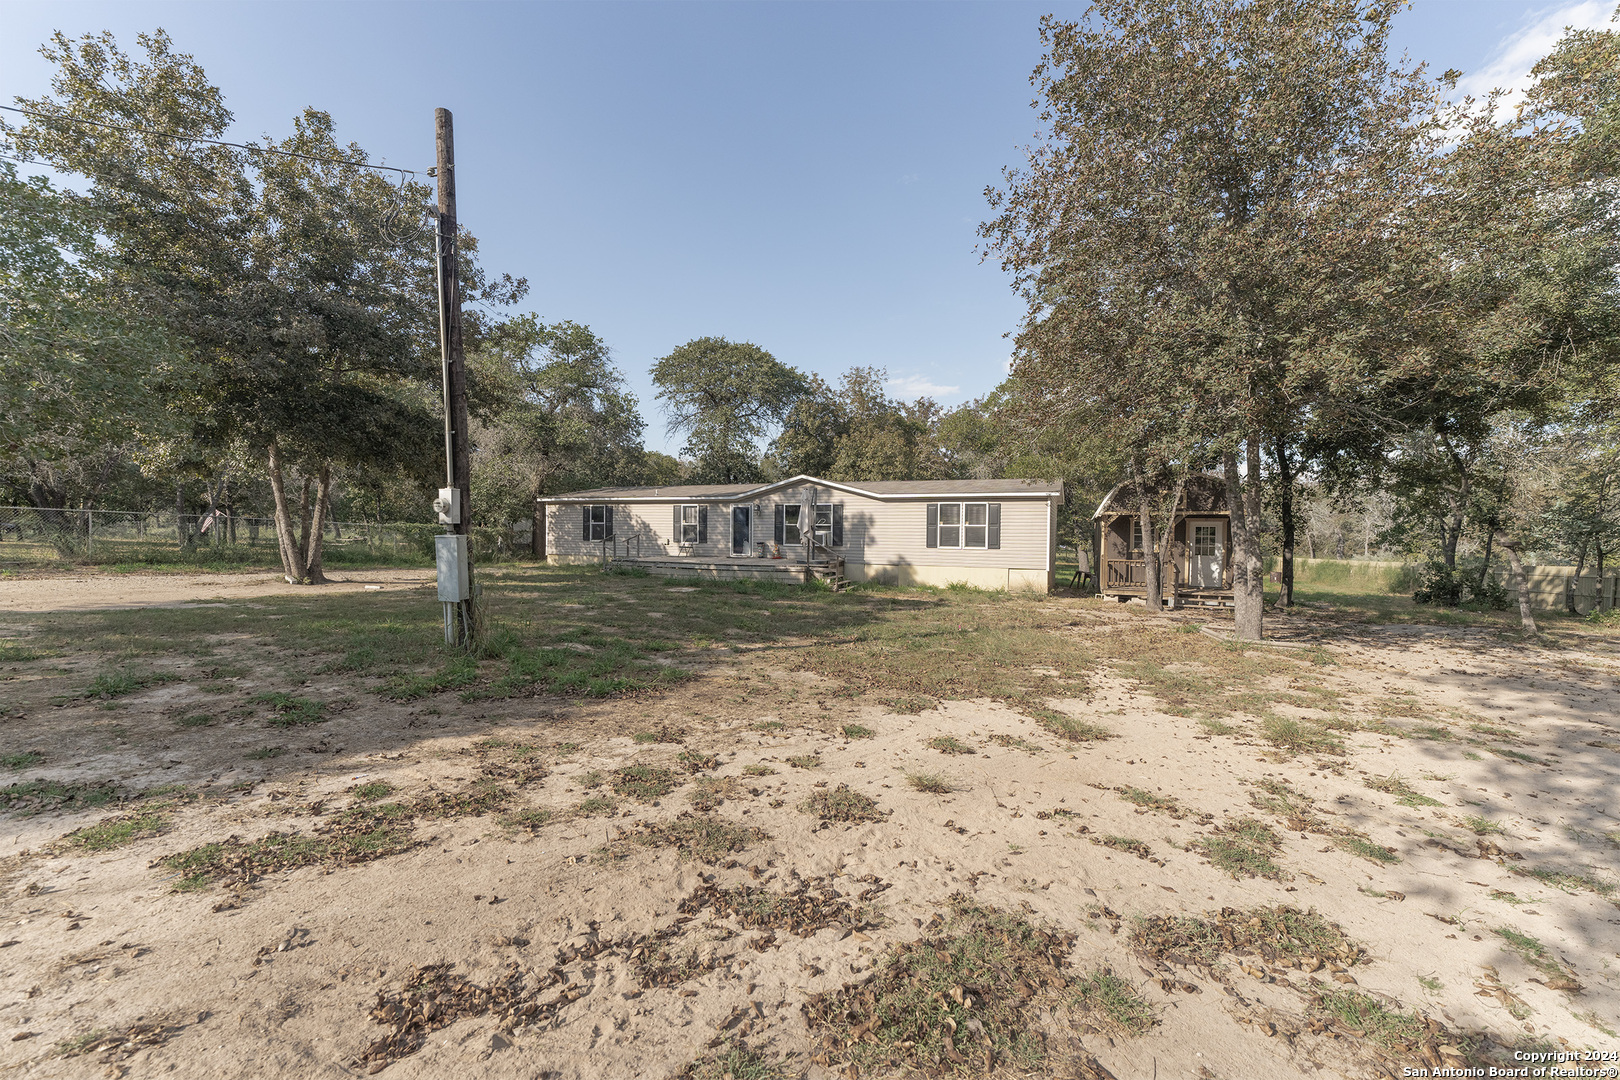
(435, 107, 475, 643)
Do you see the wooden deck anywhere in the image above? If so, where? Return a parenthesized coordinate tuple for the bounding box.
(610, 555, 849, 590)
(1102, 557, 1233, 606)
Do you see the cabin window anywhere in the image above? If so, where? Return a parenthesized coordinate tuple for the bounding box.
(783, 504, 802, 544)
(679, 505, 700, 544)
(1193, 525, 1217, 557)
(1131, 519, 1144, 555)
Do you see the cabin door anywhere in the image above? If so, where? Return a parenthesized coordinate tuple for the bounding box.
(1189, 521, 1224, 588)
(731, 506, 752, 555)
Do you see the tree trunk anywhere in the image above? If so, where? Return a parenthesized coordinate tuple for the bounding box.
(1437, 432, 1471, 571)
(1496, 531, 1536, 633)
(1274, 440, 1295, 608)
(297, 474, 313, 561)
(1567, 539, 1589, 615)
(1137, 495, 1160, 613)
(1477, 529, 1495, 593)
(1226, 440, 1264, 641)
(266, 441, 308, 583)
(304, 465, 332, 584)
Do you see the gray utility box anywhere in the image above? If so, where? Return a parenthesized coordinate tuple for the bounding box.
(435, 534, 470, 601)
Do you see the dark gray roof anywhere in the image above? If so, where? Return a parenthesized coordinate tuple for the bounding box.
(544, 474, 1063, 503)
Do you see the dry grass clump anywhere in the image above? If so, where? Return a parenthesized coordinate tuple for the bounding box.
(677, 1042, 793, 1080)
(677, 749, 720, 773)
(1130, 905, 1366, 970)
(605, 812, 767, 864)
(906, 772, 954, 794)
(927, 736, 976, 755)
(1070, 969, 1158, 1036)
(1090, 834, 1158, 862)
(682, 873, 884, 938)
(158, 811, 417, 892)
(804, 898, 1089, 1075)
(687, 775, 744, 810)
(613, 764, 680, 801)
(1192, 818, 1288, 879)
(802, 784, 885, 823)
(1365, 774, 1444, 807)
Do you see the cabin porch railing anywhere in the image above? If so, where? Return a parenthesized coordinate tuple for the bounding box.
(1106, 558, 1147, 588)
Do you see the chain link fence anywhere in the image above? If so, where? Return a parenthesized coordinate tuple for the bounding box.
(0, 507, 530, 565)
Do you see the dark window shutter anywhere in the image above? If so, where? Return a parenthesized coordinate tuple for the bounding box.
(698, 506, 708, 544)
(582, 505, 591, 538)
(674, 504, 681, 540)
(604, 507, 614, 540)
(926, 503, 939, 548)
(987, 504, 1001, 549)
(774, 505, 784, 543)
(831, 504, 843, 547)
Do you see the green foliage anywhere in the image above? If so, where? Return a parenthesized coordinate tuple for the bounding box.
(1412, 558, 1509, 609)
(767, 367, 940, 482)
(651, 337, 809, 483)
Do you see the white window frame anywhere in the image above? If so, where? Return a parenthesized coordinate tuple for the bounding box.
(680, 504, 700, 545)
(936, 502, 988, 548)
(783, 504, 802, 545)
(587, 504, 608, 542)
(1193, 524, 1217, 557)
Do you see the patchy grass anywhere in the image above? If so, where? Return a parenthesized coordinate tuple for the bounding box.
(61, 807, 172, 852)
(253, 692, 326, 727)
(3, 779, 122, 815)
(1313, 990, 1425, 1049)
(1193, 818, 1287, 880)
(1071, 969, 1157, 1036)
(503, 808, 553, 832)
(989, 733, 1044, 753)
(677, 1042, 793, 1080)
(175, 713, 214, 728)
(906, 772, 954, 794)
(576, 795, 617, 816)
(3, 750, 44, 770)
(1092, 835, 1154, 860)
(1334, 835, 1400, 864)
(1365, 774, 1444, 808)
(676, 749, 719, 773)
(841, 724, 875, 739)
(687, 776, 742, 810)
(802, 784, 884, 823)
(1260, 716, 1344, 756)
(1031, 708, 1114, 742)
(804, 898, 1077, 1075)
(605, 812, 768, 864)
(1462, 815, 1505, 836)
(351, 781, 395, 802)
(785, 755, 822, 770)
(1248, 778, 1327, 833)
(1511, 866, 1616, 900)
(926, 736, 976, 755)
(84, 668, 178, 699)
(742, 764, 776, 777)
(612, 764, 679, 802)
(634, 725, 686, 744)
(246, 746, 285, 760)
(578, 769, 606, 789)
(158, 817, 417, 891)
(1115, 786, 1193, 819)
(1131, 905, 1366, 968)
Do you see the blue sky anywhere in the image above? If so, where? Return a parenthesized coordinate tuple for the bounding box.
(3, 0, 1613, 453)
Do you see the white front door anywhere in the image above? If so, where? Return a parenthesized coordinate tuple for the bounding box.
(1190, 521, 1224, 588)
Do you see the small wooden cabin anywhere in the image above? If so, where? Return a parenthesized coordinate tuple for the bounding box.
(1092, 474, 1233, 605)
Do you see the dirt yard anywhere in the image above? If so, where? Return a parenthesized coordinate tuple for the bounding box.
(1, 567, 1617, 1079)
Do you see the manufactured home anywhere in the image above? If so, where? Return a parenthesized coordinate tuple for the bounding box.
(539, 475, 1062, 591)
(1093, 474, 1234, 605)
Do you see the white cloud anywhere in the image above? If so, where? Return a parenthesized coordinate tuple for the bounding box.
(1456, 1, 1616, 121)
(886, 373, 961, 399)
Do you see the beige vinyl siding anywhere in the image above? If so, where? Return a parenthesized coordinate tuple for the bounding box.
(546, 501, 736, 559)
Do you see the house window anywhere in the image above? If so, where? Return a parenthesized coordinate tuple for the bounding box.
(587, 505, 608, 541)
(1193, 525, 1217, 557)
(963, 503, 988, 548)
(813, 503, 833, 545)
(937, 503, 961, 547)
(783, 504, 802, 545)
(680, 504, 700, 545)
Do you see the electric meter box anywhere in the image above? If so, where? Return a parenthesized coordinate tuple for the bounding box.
(435, 534, 470, 601)
(433, 487, 461, 525)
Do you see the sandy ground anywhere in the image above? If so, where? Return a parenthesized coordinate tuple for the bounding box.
(1, 578, 1618, 1079)
(0, 568, 437, 614)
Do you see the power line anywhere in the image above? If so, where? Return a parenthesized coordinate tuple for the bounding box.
(0, 103, 422, 183)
